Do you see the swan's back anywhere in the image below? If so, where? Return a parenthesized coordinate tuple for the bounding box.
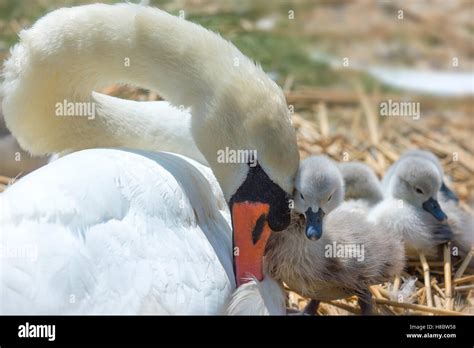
(0, 148, 233, 314)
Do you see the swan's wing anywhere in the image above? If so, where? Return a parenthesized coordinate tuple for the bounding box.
(0, 148, 233, 314)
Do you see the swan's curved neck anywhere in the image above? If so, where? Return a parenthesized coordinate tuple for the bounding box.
(3, 3, 289, 198)
(89, 94, 207, 164)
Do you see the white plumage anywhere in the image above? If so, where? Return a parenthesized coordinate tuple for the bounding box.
(1, 149, 233, 314)
(1, 3, 299, 314)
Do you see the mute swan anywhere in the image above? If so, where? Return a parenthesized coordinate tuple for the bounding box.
(265, 156, 405, 315)
(0, 3, 299, 314)
(382, 149, 459, 202)
(338, 162, 383, 206)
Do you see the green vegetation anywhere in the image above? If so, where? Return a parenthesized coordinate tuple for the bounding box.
(0, 0, 380, 91)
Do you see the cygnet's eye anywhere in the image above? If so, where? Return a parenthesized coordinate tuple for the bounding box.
(327, 194, 332, 202)
(300, 193, 304, 200)
(415, 187, 424, 194)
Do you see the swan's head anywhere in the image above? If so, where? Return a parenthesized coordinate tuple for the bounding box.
(293, 156, 344, 240)
(189, 44, 299, 287)
(390, 157, 447, 222)
(401, 149, 459, 202)
(338, 161, 383, 205)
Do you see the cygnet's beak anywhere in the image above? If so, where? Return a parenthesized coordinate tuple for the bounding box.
(440, 182, 459, 203)
(422, 197, 447, 222)
(305, 207, 325, 240)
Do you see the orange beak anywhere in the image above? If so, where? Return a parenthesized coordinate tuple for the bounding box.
(232, 202, 272, 287)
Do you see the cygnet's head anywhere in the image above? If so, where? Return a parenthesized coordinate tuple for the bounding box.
(390, 157, 447, 222)
(293, 155, 344, 240)
(401, 150, 441, 173)
(401, 149, 459, 202)
(338, 162, 383, 205)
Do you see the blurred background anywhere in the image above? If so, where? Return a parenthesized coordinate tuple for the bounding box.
(0, 0, 473, 313)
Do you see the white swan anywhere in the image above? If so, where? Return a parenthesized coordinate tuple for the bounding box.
(0, 3, 299, 314)
(265, 156, 405, 315)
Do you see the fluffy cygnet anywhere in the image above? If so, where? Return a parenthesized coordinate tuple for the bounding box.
(265, 156, 405, 314)
(380, 152, 472, 258)
(382, 149, 459, 202)
(338, 161, 383, 206)
(372, 156, 452, 257)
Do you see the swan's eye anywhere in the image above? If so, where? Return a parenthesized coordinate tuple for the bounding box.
(415, 187, 424, 194)
(300, 193, 304, 200)
(327, 194, 332, 202)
